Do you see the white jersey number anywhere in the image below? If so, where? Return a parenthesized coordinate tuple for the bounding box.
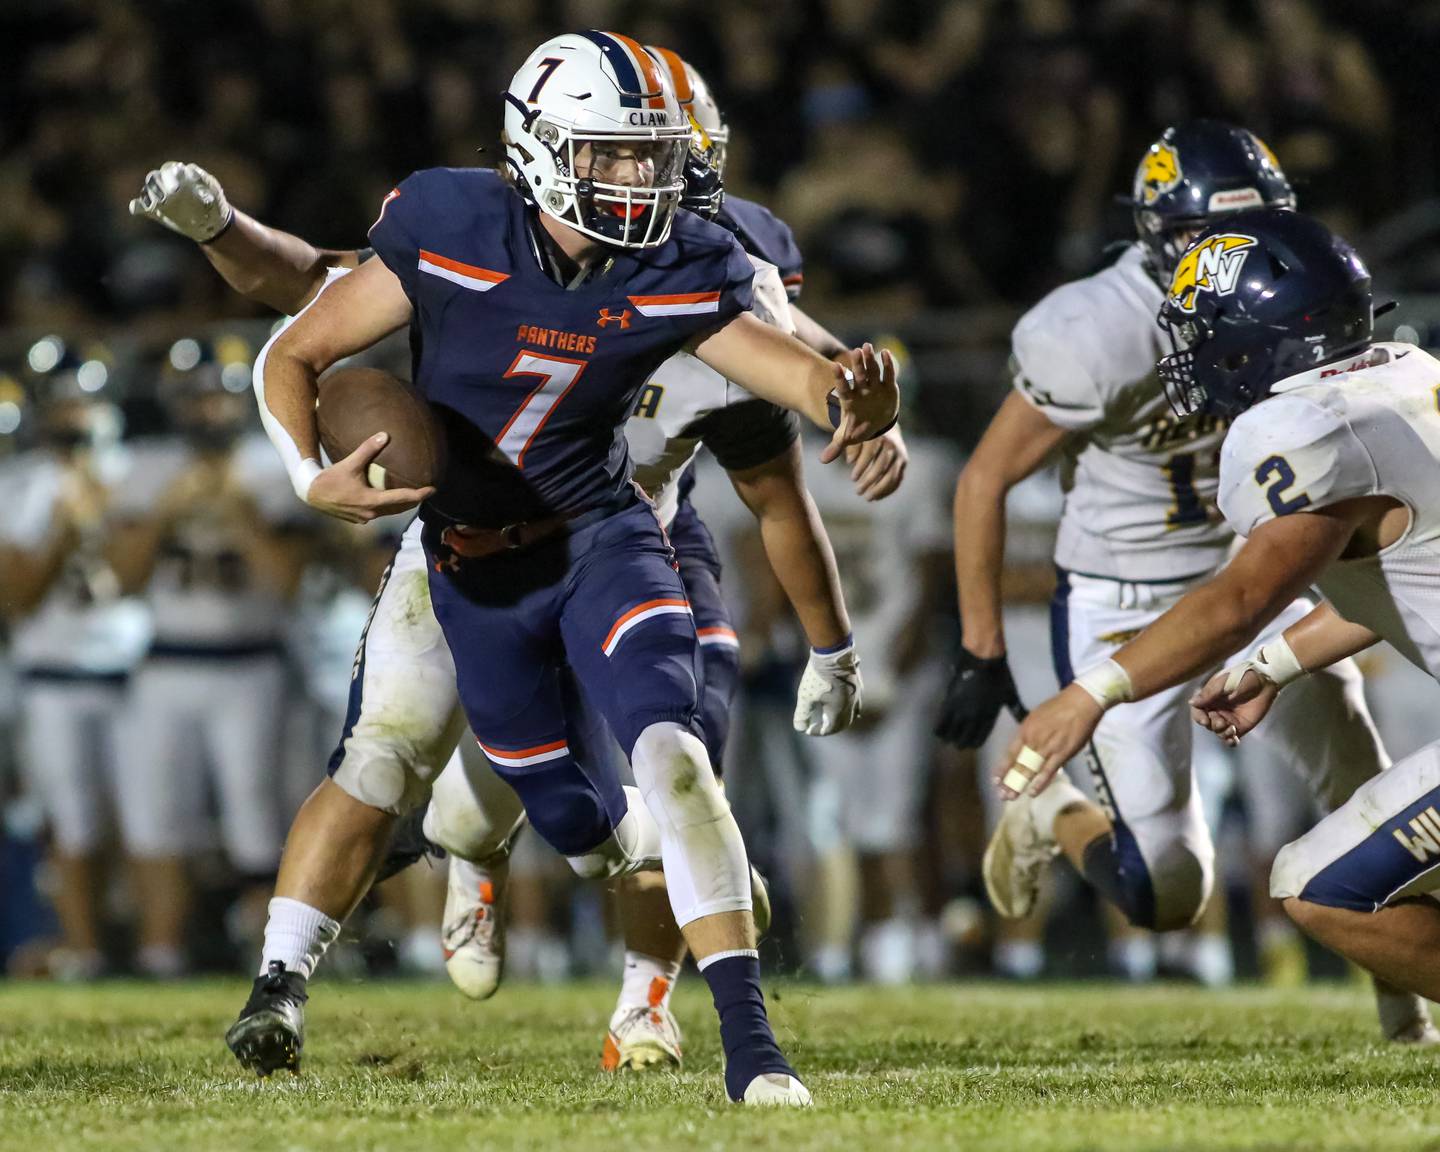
(497, 351, 587, 467)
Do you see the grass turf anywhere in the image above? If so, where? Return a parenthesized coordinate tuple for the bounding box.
(2, 979, 1439, 1151)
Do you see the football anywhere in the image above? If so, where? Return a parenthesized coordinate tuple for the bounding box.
(315, 365, 446, 491)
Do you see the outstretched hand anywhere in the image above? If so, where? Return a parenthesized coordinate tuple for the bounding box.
(997, 684, 1103, 799)
(820, 343, 900, 464)
(1189, 667, 1279, 747)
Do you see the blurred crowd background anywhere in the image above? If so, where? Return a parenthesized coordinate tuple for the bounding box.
(3, 0, 1440, 989)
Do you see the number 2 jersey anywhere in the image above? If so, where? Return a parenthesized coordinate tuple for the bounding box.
(1011, 243, 1232, 581)
(367, 167, 755, 528)
(1219, 342, 1440, 681)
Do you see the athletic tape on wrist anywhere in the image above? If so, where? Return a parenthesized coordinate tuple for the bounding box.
(291, 458, 324, 502)
(1073, 658, 1134, 710)
(1222, 635, 1305, 693)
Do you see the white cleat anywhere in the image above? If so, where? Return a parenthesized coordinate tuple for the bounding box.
(982, 790, 1059, 920)
(602, 1000, 684, 1072)
(740, 1073, 812, 1107)
(442, 854, 507, 1000)
(1389, 1018, 1440, 1046)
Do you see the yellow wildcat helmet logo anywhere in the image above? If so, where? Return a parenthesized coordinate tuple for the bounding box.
(1167, 233, 1257, 314)
(1136, 141, 1182, 206)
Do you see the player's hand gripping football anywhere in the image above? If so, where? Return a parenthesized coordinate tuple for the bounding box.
(844, 424, 908, 501)
(997, 683, 1103, 799)
(129, 161, 233, 242)
(1188, 665, 1281, 747)
(793, 641, 863, 735)
(934, 646, 1024, 748)
(819, 343, 899, 465)
(306, 432, 435, 524)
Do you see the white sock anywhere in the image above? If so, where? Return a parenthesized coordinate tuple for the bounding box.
(1375, 979, 1433, 1040)
(259, 897, 341, 979)
(614, 950, 683, 1017)
(1029, 767, 1089, 840)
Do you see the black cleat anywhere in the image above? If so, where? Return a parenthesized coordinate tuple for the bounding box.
(226, 961, 308, 1076)
(373, 804, 446, 885)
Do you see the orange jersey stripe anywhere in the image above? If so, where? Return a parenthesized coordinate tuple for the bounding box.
(418, 249, 507, 284)
(478, 737, 568, 759)
(627, 291, 722, 306)
(697, 626, 738, 638)
(602, 597, 691, 651)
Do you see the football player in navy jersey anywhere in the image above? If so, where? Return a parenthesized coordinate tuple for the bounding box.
(136, 32, 895, 1106)
(133, 41, 903, 1075)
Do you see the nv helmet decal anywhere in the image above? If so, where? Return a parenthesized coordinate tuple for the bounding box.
(1167, 233, 1258, 314)
(1136, 142, 1182, 206)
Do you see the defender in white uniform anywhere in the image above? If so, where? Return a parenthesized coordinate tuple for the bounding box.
(941, 123, 1426, 1040)
(111, 340, 311, 975)
(0, 340, 150, 977)
(1006, 208, 1440, 1019)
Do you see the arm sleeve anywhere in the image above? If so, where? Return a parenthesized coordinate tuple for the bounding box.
(748, 260, 795, 336)
(1217, 396, 1379, 538)
(251, 264, 355, 496)
(716, 238, 757, 323)
(365, 175, 426, 302)
(689, 400, 800, 473)
(1009, 312, 1106, 432)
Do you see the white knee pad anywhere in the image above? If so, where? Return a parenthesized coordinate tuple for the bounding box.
(1270, 836, 1315, 902)
(564, 786, 663, 879)
(422, 741, 528, 861)
(630, 722, 750, 927)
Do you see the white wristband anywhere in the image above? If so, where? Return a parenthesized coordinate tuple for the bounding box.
(1223, 635, 1306, 693)
(291, 458, 324, 502)
(1073, 658, 1134, 710)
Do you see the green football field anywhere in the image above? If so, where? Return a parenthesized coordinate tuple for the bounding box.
(3, 979, 1439, 1151)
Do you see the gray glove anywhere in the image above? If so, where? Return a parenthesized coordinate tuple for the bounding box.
(129, 161, 233, 242)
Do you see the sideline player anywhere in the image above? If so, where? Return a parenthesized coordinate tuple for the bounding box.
(1005, 207, 1440, 1013)
(938, 123, 1429, 1041)
(108, 340, 312, 974)
(0, 341, 150, 978)
(130, 46, 898, 1072)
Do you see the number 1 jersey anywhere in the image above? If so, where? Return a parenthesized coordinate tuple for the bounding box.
(367, 167, 755, 528)
(1009, 243, 1232, 582)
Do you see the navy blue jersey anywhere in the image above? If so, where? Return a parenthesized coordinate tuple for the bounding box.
(368, 168, 755, 527)
(717, 196, 805, 301)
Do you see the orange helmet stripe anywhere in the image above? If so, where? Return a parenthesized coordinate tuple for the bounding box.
(604, 30, 668, 108)
(650, 45, 693, 104)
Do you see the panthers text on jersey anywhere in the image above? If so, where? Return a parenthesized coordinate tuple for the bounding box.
(1219, 342, 1440, 679)
(367, 167, 755, 529)
(1012, 243, 1232, 581)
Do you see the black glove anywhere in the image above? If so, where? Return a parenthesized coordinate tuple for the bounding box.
(934, 646, 1023, 747)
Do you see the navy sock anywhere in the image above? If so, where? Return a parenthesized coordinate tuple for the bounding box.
(699, 951, 794, 1102)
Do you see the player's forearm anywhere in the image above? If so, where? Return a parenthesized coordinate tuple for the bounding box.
(953, 462, 1009, 658)
(790, 306, 848, 361)
(254, 336, 324, 493)
(693, 316, 836, 431)
(202, 210, 358, 315)
(1281, 600, 1381, 672)
(732, 449, 851, 649)
(1109, 573, 1298, 703)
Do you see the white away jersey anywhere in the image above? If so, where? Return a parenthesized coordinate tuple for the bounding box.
(626, 255, 795, 525)
(1012, 243, 1232, 581)
(1218, 343, 1440, 679)
(118, 433, 305, 649)
(797, 433, 959, 695)
(0, 448, 152, 674)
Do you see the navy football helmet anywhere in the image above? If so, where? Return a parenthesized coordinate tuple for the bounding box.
(24, 335, 122, 452)
(1132, 120, 1296, 284)
(1156, 208, 1374, 419)
(159, 335, 254, 449)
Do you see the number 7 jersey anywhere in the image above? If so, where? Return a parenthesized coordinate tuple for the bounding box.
(1218, 342, 1440, 680)
(1010, 243, 1232, 581)
(368, 167, 755, 528)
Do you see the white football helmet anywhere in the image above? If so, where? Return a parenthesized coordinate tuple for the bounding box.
(646, 47, 729, 219)
(503, 32, 691, 249)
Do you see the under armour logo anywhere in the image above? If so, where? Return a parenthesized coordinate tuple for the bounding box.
(597, 308, 632, 329)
